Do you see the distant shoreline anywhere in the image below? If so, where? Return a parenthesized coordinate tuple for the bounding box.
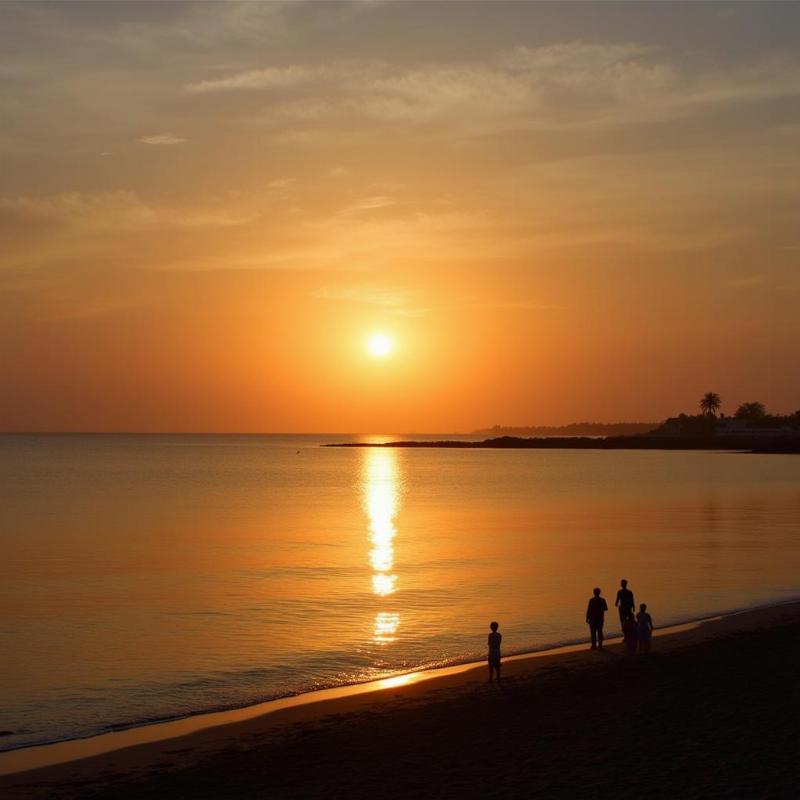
(471, 423, 660, 437)
(326, 435, 800, 453)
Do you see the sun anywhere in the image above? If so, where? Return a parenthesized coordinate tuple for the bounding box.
(367, 332, 393, 358)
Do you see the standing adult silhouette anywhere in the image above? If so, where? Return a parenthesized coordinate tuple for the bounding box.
(586, 587, 608, 649)
(615, 579, 635, 630)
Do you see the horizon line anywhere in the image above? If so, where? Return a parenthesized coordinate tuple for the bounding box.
(0, 422, 666, 437)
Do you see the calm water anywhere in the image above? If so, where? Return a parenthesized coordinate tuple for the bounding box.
(1, 434, 799, 751)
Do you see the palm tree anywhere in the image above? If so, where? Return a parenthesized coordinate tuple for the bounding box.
(735, 401, 766, 420)
(699, 392, 721, 417)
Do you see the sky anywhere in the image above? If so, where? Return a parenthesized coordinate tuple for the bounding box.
(1, 1, 798, 432)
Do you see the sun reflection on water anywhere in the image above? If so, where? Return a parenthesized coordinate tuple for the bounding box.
(372, 573, 397, 596)
(362, 449, 402, 643)
(373, 611, 400, 643)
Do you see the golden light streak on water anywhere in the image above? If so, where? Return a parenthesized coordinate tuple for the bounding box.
(363, 448, 402, 642)
(372, 573, 398, 596)
(373, 612, 401, 644)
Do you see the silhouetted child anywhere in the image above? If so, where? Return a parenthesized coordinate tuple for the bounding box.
(586, 587, 608, 649)
(487, 621, 502, 682)
(622, 611, 638, 654)
(636, 603, 654, 652)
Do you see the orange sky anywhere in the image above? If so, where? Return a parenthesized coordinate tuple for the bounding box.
(1, 2, 798, 432)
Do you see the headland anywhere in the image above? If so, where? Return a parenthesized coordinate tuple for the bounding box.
(326, 434, 800, 453)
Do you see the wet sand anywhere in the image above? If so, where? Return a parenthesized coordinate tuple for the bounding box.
(2, 601, 799, 799)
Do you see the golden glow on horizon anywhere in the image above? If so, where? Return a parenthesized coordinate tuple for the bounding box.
(366, 332, 393, 358)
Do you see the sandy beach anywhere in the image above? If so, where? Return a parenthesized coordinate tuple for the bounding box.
(2, 601, 798, 799)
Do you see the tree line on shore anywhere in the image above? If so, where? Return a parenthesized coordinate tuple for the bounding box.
(473, 422, 659, 437)
(698, 392, 798, 424)
(477, 395, 798, 439)
(650, 393, 799, 437)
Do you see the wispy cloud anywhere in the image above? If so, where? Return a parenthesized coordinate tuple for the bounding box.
(0, 191, 254, 273)
(501, 41, 656, 71)
(313, 284, 412, 307)
(139, 133, 186, 146)
(190, 42, 800, 137)
(338, 195, 394, 216)
(452, 295, 563, 312)
(185, 65, 318, 94)
(0, 191, 247, 229)
(312, 284, 424, 316)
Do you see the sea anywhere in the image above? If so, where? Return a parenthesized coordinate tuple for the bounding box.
(1, 433, 799, 752)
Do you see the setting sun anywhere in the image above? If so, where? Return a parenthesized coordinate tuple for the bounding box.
(367, 333, 393, 358)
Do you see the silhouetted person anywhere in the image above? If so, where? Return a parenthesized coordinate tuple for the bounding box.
(487, 621, 502, 682)
(586, 587, 608, 649)
(622, 611, 638, 654)
(636, 603, 654, 652)
(615, 579, 635, 630)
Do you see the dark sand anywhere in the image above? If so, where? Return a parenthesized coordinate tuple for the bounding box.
(3, 602, 799, 799)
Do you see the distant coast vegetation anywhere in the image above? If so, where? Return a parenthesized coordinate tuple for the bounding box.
(472, 422, 659, 437)
(329, 392, 799, 453)
(651, 393, 800, 436)
(476, 394, 799, 439)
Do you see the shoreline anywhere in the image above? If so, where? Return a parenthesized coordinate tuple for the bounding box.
(0, 610, 728, 759)
(1, 595, 793, 763)
(4, 599, 799, 798)
(2, 597, 798, 786)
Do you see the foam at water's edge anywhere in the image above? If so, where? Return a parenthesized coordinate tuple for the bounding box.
(2, 596, 798, 778)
